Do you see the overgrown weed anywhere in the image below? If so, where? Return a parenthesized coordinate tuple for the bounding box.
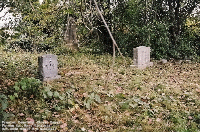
(0, 46, 200, 131)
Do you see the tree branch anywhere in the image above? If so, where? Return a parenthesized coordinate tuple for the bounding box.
(29, 0, 35, 11)
(93, 0, 125, 65)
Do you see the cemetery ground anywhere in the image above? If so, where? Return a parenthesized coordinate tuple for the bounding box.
(0, 46, 200, 132)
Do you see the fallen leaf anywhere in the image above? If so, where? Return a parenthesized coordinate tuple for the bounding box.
(188, 116, 193, 120)
(83, 92, 88, 98)
(148, 118, 153, 125)
(19, 113, 25, 116)
(81, 127, 86, 131)
(124, 111, 130, 116)
(43, 120, 49, 124)
(156, 118, 161, 122)
(61, 88, 65, 91)
(26, 118, 34, 125)
(196, 89, 200, 93)
(60, 123, 67, 128)
(55, 115, 60, 118)
(116, 87, 123, 94)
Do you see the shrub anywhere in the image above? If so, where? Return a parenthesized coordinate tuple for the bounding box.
(0, 94, 9, 121)
(9, 77, 42, 100)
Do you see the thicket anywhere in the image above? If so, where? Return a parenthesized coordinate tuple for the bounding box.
(0, 0, 200, 59)
(113, 0, 200, 59)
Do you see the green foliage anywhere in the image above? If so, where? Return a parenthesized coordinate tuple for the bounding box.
(76, 0, 116, 54)
(0, 52, 38, 80)
(113, 0, 200, 59)
(185, 16, 200, 56)
(84, 92, 101, 109)
(7, 0, 69, 51)
(3, 0, 200, 59)
(0, 94, 9, 120)
(9, 77, 42, 100)
(0, 28, 10, 45)
(41, 86, 75, 111)
(1, 1, 200, 130)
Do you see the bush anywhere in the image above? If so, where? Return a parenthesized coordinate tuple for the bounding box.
(113, 0, 200, 59)
(9, 77, 42, 100)
(0, 94, 9, 121)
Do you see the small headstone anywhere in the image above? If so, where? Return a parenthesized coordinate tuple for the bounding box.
(130, 46, 153, 69)
(160, 59, 167, 64)
(38, 54, 60, 81)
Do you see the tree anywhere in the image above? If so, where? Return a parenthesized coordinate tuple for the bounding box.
(113, 0, 200, 59)
(76, 0, 119, 53)
(4, 0, 72, 51)
(151, 0, 200, 47)
(2, 0, 200, 59)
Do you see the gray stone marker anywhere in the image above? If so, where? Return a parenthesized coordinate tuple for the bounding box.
(160, 59, 167, 64)
(130, 46, 153, 69)
(38, 54, 60, 81)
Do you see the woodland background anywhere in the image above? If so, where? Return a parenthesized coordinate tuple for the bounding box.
(0, 0, 200, 131)
(0, 0, 200, 59)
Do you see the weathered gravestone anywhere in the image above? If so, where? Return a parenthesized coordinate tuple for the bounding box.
(64, 17, 78, 50)
(38, 54, 60, 81)
(130, 46, 153, 69)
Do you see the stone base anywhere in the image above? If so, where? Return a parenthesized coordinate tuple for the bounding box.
(42, 75, 61, 82)
(130, 62, 153, 69)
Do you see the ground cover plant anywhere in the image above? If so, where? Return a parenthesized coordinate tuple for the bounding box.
(0, 45, 200, 131)
(1, 0, 200, 131)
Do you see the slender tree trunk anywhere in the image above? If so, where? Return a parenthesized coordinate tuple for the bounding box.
(93, 0, 124, 67)
(175, 0, 181, 36)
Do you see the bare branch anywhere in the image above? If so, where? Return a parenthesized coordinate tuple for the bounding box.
(29, 0, 35, 11)
(93, 0, 124, 61)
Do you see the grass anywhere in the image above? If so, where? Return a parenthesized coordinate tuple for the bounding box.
(0, 45, 200, 131)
